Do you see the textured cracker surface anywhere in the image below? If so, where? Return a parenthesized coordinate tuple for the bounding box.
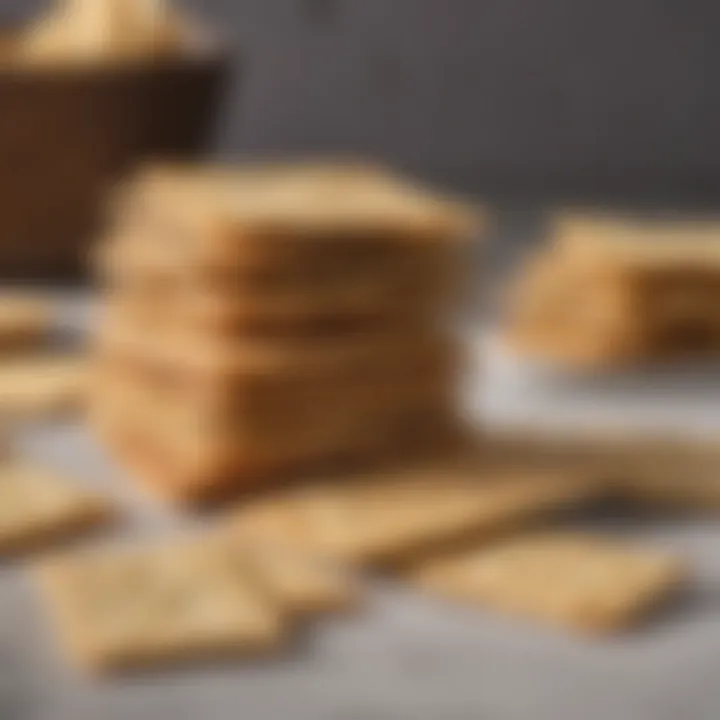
(0, 463, 111, 555)
(410, 532, 684, 633)
(34, 536, 284, 673)
(232, 465, 599, 565)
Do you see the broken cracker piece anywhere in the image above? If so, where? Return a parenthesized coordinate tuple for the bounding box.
(409, 532, 685, 634)
(0, 463, 113, 555)
(33, 535, 285, 673)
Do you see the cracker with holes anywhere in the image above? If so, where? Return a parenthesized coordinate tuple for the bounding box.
(409, 532, 685, 634)
(33, 536, 286, 673)
(0, 463, 113, 555)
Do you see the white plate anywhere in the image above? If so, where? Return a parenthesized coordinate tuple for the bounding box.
(474, 331, 720, 439)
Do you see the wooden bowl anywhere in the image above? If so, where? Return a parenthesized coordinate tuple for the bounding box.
(0, 31, 230, 280)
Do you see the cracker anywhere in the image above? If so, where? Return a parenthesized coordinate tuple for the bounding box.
(556, 214, 720, 267)
(0, 463, 113, 555)
(232, 466, 600, 567)
(409, 532, 685, 634)
(0, 356, 86, 417)
(33, 536, 285, 673)
(240, 544, 360, 615)
(506, 215, 720, 366)
(503, 251, 647, 367)
(112, 162, 479, 272)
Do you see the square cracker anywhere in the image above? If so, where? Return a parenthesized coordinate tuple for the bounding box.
(409, 532, 685, 634)
(111, 161, 480, 271)
(240, 543, 360, 616)
(0, 356, 86, 417)
(232, 465, 600, 567)
(34, 536, 285, 673)
(0, 463, 113, 555)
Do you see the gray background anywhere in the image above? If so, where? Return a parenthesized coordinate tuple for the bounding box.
(7, 0, 720, 201)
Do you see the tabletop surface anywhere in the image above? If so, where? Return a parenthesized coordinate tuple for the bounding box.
(2, 292, 720, 720)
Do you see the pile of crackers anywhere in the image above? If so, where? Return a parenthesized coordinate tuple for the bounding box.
(15, 443, 695, 674)
(2, 164, 718, 677)
(90, 163, 477, 504)
(505, 215, 720, 368)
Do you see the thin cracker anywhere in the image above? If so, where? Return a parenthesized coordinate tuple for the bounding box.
(238, 542, 360, 615)
(232, 465, 600, 567)
(409, 532, 685, 634)
(0, 356, 86, 418)
(0, 463, 113, 555)
(33, 535, 285, 673)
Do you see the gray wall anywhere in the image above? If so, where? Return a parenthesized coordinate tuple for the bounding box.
(8, 1, 720, 200)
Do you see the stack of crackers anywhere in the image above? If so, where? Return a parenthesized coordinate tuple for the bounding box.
(0, 174, 709, 678)
(91, 162, 480, 504)
(504, 215, 720, 368)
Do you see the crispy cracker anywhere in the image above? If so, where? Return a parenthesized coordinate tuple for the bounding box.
(232, 465, 600, 567)
(114, 163, 479, 268)
(556, 214, 720, 266)
(0, 356, 86, 417)
(239, 543, 360, 615)
(506, 216, 720, 366)
(33, 535, 285, 673)
(409, 532, 685, 634)
(503, 250, 647, 367)
(0, 463, 113, 555)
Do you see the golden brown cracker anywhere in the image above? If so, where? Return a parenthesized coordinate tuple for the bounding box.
(0, 463, 113, 555)
(410, 532, 685, 634)
(33, 535, 285, 673)
(240, 543, 360, 616)
(232, 465, 600, 567)
(0, 356, 86, 417)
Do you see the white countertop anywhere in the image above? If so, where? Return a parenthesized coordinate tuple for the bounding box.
(2, 296, 720, 720)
